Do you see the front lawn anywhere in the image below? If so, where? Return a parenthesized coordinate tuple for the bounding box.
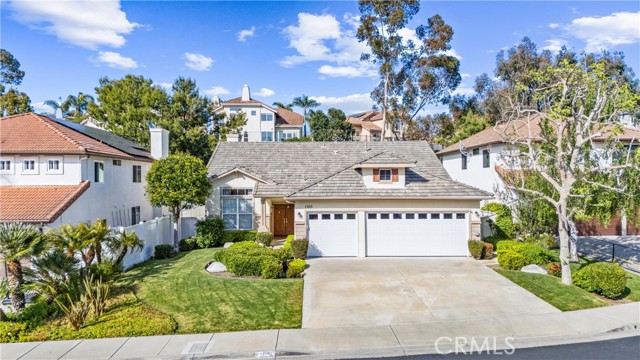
(119, 248, 303, 334)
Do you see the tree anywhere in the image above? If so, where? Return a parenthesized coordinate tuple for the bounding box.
(0, 49, 32, 116)
(61, 92, 95, 123)
(24, 249, 81, 305)
(0, 88, 32, 115)
(146, 154, 210, 251)
(498, 58, 640, 285)
(88, 75, 169, 148)
(165, 77, 213, 161)
(292, 95, 320, 137)
(308, 108, 355, 141)
(44, 97, 69, 118)
(0, 223, 46, 311)
(272, 101, 293, 110)
(49, 222, 94, 267)
(109, 230, 143, 266)
(0, 49, 25, 87)
(214, 111, 247, 143)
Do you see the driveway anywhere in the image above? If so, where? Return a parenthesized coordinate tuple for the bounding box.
(578, 236, 640, 272)
(302, 258, 559, 328)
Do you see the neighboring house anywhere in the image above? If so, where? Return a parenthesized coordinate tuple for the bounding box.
(0, 113, 169, 229)
(347, 111, 403, 141)
(437, 115, 640, 236)
(212, 85, 303, 142)
(205, 141, 491, 257)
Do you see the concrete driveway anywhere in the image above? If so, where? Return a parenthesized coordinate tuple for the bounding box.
(302, 258, 560, 328)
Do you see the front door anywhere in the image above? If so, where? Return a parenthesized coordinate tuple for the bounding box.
(273, 204, 294, 236)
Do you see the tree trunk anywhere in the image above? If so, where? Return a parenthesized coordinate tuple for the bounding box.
(7, 260, 25, 311)
(173, 209, 180, 252)
(382, 72, 389, 141)
(303, 109, 307, 137)
(558, 216, 573, 285)
(116, 248, 128, 266)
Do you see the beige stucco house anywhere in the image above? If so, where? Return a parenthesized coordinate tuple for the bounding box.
(347, 111, 403, 141)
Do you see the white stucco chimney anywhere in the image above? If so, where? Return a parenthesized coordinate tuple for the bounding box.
(241, 84, 251, 101)
(150, 127, 169, 159)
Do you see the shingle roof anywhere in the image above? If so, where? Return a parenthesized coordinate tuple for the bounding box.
(0, 181, 90, 223)
(221, 97, 263, 105)
(275, 108, 304, 126)
(0, 113, 153, 161)
(208, 142, 491, 199)
(437, 115, 640, 155)
(356, 152, 415, 166)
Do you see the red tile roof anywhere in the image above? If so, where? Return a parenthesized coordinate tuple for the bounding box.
(275, 108, 304, 126)
(221, 97, 263, 105)
(0, 181, 90, 223)
(0, 113, 151, 160)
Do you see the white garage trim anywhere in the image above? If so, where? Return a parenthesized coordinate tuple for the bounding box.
(307, 212, 358, 257)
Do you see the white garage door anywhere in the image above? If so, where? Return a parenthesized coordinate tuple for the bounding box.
(307, 213, 358, 257)
(366, 212, 469, 256)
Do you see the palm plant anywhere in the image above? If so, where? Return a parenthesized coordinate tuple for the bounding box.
(272, 101, 293, 110)
(0, 278, 8, 320)
(0, 223, 46, 311)
(49, 223, 93, 266)
(43, 97, 69, 118)
(110, 230, 144, 266)
(61, 92, 95, 123)
(87, 219, 113, 264)
(24, 249, 81, 305)
(292, 95, 320, 137)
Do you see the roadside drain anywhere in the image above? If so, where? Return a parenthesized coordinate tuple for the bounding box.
(182, 341, 209, 354)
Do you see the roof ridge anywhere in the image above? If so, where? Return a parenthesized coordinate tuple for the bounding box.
(34, 114, 88, 153)
(44, 181, 91, 222)
(410, 167, 493, 196)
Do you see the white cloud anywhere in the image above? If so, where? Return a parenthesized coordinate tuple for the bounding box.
(158, 82, 173, 90)
(454, 83, 476, 97)
(461, 73, 470, 79)
(254, 88, 275, 97)
(10, 0, 138, 49)
(280, 13, 342, 67)
(184, 52, 214, 71)
(542, 39, 568, 52)
(311, 93, 374, 115)
(204, 86, 230, 96)
(443, 49, 462, 60)
(32, 101, 53, 115)
(566, 11, 640, 52)
(238, 26, 256, 42)
(397, 28, 420, 47)
(318, 65, 376, 78)
(92, 51, 138, 69)
(548, 23, 560, 29)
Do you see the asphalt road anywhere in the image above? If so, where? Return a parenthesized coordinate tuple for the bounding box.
(350, 336, 640, 360)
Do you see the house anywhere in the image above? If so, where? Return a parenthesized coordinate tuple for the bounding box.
(347, 111, 403, 141)
(211, 85, 304, 142)
(0, 113, 169, 229)
(205, 141, 491, 257)
(437, 115, 640, 236)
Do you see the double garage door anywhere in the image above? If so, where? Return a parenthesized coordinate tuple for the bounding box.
(307, 212, 469, 257)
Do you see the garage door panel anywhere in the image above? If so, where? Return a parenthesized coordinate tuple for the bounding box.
(308, 213, 358, 257)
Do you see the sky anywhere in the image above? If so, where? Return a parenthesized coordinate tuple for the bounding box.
(2, 1, 639, 116)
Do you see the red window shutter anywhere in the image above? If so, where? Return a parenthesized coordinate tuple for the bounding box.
(392, 169, 399, 182)
(373, 169, 380, 182)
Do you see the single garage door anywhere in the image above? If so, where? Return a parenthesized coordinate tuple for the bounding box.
(307, 213, 358, 257)
(366, 212, 468, 256)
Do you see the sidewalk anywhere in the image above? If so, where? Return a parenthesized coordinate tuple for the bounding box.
(1, 302, 638, 360)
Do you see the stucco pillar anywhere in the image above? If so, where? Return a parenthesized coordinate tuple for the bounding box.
(357, 210, 366, 257)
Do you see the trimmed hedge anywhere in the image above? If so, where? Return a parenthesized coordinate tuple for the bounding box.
(496, 240, 555, 266)
(468, 241, 484, 259)
(497, 250, 526, 270)
(195, 217, 225, 248)
(179, 237, 198, 252)
(573, 262, 627, 299)
(261, 257, 282, 279)
(256, 232, 274, 247)
(154, 245, 175, 259)
(291, 239, 309, 260)
(283, 235, 294, 251)
(223, 230, 257, 243)
(287, 259, 306, 278)
(216, 241, 292, 278)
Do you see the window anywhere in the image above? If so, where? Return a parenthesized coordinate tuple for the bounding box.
(221, 188, 253, 230)
(431, 213, 440, 219)
(393, 213, 402, 219)
(251, 110, 257, 116)
(483, 149, 490, 168)
(131, 206, 140, 225)
(394, 119, 402, 132)
(379, 169, 392, 182)
(443, 213, 453, 219)
(261, 132, 273, 142)
(46, 157, 63, 174)
(456, 213, 466, 219)
(368, 213, 377, 219)
(346, 214, 356, 220)
(405, 213, 415, 219)
(0, 159, 12, 174)
(260, 113, 273, 121)
(334, 214, 344, 220)
(380, 213, 390, 219)
(418, 213, 428, 219)
(112, 159, 122, 166)
(21, 158, 38, 174)
(48, 160, 59, 170)
(94, 162, 104, 183)
(132, 165, 142, 183)
(321, 214, 331, 220)
(243, 131, 248, 142)
(230, 107, 241, 113)
(472, 148, 479, 155)
(309, 214, 319, 220)
(461, 153, 467, 170)
(278, 131, 297, 141)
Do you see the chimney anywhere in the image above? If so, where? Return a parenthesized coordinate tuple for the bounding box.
(149, 126, 169, 159)
(212, 95, 220, 106)
(241, 84, 251, 101)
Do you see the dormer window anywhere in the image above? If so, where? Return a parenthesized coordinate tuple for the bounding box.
(373, 168, 399, 183)
(379, 169, 392, 182)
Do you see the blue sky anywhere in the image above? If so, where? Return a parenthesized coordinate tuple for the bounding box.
(2, 1, 639, 116)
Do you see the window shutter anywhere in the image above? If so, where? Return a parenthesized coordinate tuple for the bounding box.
(392, 169, 399, 182)
(373, 169, 380, 182)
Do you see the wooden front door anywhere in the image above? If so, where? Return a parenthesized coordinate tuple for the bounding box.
(273, 204, 294, 236)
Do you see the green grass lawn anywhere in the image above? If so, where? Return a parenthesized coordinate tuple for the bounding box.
(119, 248, 303, 334)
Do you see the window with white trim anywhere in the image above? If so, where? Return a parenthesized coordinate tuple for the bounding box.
(0, 158, 13, 174)
(251, 110, 257, 116)
(379, 169, 392, 182)
(221, 188, 253, 230)
(46, 157, 63, 174)
(260, 113, 273, 121)
(132, 165, 142, 183)
(94, 161, 104, 183)
(131, 206, 141, 225)
(21, 158, 38, 174)
(261, 132, 273, 142)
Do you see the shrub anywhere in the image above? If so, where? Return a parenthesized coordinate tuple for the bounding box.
(497, 250, 527, 270)
(291, 239, 309, 259)
(483, 242, 494, 259)
(220, 241, 281, 277)
(538, 233, 558, 250)
(261, 257, 282, 279)
(495, 241, 554, 265)
(548, 263, 561, 277)
(154, 245, 175, 259)
(496, 240, 516, 251)
(286, 259, 306, 278)
(195, 217, 225, 248)
(179, 237, 198, 252)
(256, 232, 274, 247)
(468, 240, 484, 259)
(223, 230, 257, 243)
(573, 263, 627, 299)
(0, 322, 28, 342)
(283, 235, 294, 251)
(89, 261, 122, 282)
(481, 202, 515, 239)
(54, 293, 92, 330)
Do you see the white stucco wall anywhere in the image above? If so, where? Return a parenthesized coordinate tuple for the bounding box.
(218, 105, 276, 142)
(441, 144, 504, 196)
(361, 168, 406, 189)
(0, 155, 82, 186)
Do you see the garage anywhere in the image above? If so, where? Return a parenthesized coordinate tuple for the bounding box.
(366, 212, 469, 256)
(307, 212, 358, 257)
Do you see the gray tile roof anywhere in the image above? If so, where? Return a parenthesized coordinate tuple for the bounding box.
(207, 142, 492, 199)
(356, 152, 415, 166)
